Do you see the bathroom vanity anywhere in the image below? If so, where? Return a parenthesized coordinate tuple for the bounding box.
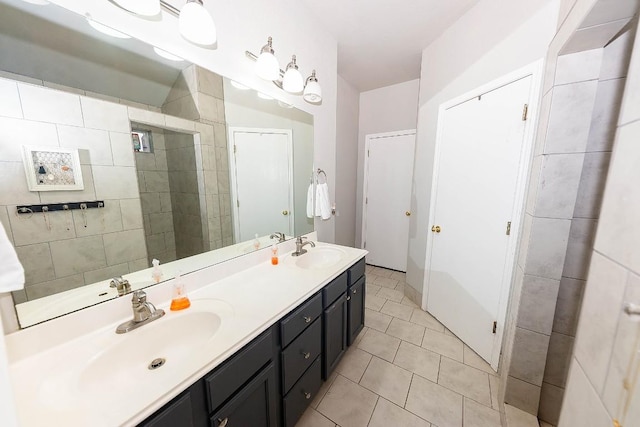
(142, 258, 366, 427)
(5, 238, 367, 427)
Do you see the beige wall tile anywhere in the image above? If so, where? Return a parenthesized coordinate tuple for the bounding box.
(57, 125, 113, 165)
(143, 170, 170, 193)
(538, 382, 564, 426)
(9, 205, 76, 246)
(128, 108, 166, 128)
(25, 273, 84, 300)
(149, 212, 174, 234)
(555, 49, 603, 85)
(72, 200, 123, 237)
(586, 78, 625, 152)
(120, 199, 144, 231)
(93, 165, 139, 199)
(196, 67, 224, 99)
(15, 243, 54, 285)
(110, 132, 135, 167)
(573, 152, 611, 218)
(534, 153, 585, 219)
(542, 332, 574, 387)
(504, 376, 541, 415)
(0, 78, 23, 119)
(552, 277, 585, 336)
(0, 161, 40, 205)
(523, 217, 572, 280)
(103, 229, 147, 266)
(562, 218, 597, 280)
(516, 275, 560, 335)
(50, 235, 106, 277)
(510, 327, 550, 386)
(600, 26, 635, 81)
(81, 97, 130, 132)
(18, 83, 83, 126)
(558, 363, 611, 426)
(0, 116, 59, 162)
(83, 262, 129, 285)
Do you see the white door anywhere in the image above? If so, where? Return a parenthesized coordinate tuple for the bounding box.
(229, 128, 293, 242)
(426, 76, 533, 366)
(363, 131, 415, 271)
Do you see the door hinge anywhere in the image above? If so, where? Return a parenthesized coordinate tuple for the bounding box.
(233, 144, 237, 153)
(367, 149, 370, 157)
(363, 241, 366, 249)
(506, 221, 511, 236)
(366, 197, 368, 204)
(237, 200, 240, 208)
(492, 321, 497, 334)
(522, 104, 529, 121)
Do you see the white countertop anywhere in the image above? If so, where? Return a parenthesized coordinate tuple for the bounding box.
(6, 238, 367, 426)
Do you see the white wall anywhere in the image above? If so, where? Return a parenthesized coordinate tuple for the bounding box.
(335, 75, 359, 247)
(355, 79, 420, 247)
(48, 0, 338, 244)
(406, 0, 559, 293)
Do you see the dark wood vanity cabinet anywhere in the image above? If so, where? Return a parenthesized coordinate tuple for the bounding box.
(141, 257, 366, 427)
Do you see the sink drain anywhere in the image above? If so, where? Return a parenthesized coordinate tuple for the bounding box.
(148, 358, 166, 370)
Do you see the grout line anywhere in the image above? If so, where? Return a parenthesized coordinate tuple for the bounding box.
(404, 373, 414, 408)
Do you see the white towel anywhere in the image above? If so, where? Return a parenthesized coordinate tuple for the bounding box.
(306, 183, 314, 219)
(315, 182, 332, 220)
(0, 222, 24, 292)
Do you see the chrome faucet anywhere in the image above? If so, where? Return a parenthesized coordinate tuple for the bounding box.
(292, 236, 316, 257)
(270, 231, 286, 242)
(110, 276, 131, 296)
(116, 290, 165, 334)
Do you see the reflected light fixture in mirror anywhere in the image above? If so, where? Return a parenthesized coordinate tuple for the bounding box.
(111, 0, 161, 17)
(255, 36, 280, 81)
(153, 46, 184, 61)
(282, 55, 304, 94)
(179, 0, 216, 46)
(86, 16, 132, 39)
(303, 70, 322, 103)
(257, 92, 274, 100)
(230, 80, 250, 90)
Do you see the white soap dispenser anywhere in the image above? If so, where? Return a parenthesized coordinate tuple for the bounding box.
(151, 258, 163, 284)
(253, 233, 261, 250)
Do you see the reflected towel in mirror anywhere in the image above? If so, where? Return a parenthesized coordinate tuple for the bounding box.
(315, 183, 331, 220)
(0, 223, 24, 292)
(307, 183, 314, 219)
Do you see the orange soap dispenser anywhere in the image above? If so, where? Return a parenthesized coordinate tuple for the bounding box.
(170, 272, 191, 311)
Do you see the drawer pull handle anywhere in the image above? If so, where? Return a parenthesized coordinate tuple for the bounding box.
(302, 351, 311, 359)
(218, 418, 229, 427)
(353, 289, 357, 294)
(304, 391, 312, 399)
(303, 316, 312, 323)
(346, 295, 351, 301)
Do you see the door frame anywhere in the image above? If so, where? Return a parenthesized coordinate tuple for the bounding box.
(361, 129, 417, 251)
(227, 127, 295, 243)
(422, 60, 543, 368)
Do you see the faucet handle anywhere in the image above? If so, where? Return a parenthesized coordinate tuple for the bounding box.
(297, 236, 307, 243)
(132, 290, 147, 305)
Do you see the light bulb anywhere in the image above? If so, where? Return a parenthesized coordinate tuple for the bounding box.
(111, 0, 160, 16)
(303, 70, 322, 103)
(255, 37, 280, 81)
(179, 0, 216, 46)
(282, 55, 303, 94)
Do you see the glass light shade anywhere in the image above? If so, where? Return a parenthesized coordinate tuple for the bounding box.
(179, 1, 217, 46)
(283, 67, 304, 94)
(153, 47, 184, 62)
(256, 52, 280, 81)
(111, 0, 160, 16)
(303, 80, 322, 103)
(86, 18, 131, 39)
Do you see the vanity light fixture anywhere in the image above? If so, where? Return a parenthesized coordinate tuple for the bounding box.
(255, 37, 280, 81)
(246, 37, 322, 105)
(111, 0, 161, 17)
(178, 0, 216, 46)
(86, 16, 132, 39)
(282, 55, 304, 94)
(303, 70, 322, 103)
(153, 46, 184, 61)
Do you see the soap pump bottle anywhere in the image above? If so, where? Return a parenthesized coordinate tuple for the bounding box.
(271, 243, 279, 265)
(170, 272, 191, 311)
(151, 258, 163, 284)
(253, 233, 261, 250)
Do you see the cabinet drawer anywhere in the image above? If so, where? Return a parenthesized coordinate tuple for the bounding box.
(205, 328, 274, 413)
(322, 272, 348, 308)
(281, 318, 322, 394)
(283, 357, 322, 427)
(348, 258, 366, 285)
(280, 292, 322, 348)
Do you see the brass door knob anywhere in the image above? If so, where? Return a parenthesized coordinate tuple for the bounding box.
(405, 211, 411, 216)
(282, 210, 289, 215)
(431, 225, 441, 233)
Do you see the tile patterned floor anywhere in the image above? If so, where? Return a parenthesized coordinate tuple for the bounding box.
(295, 265, 503, 427)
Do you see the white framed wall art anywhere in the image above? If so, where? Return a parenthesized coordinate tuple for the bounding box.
(21, 146, 84, 192)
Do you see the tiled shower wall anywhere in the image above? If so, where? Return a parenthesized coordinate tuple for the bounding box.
(0, 78, 147, 302)
(162, 65, 232, 249)
(134, 126, 177, 265)
(538, 27, 635, 425)
(502, 1, 638, 417)
(559, 17, 640, 426)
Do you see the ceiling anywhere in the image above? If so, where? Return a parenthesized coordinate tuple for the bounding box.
(301, 0, 481, 92)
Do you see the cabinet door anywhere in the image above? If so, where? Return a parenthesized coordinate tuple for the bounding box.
(139, 391, 194, 427)
(347, 276, 365, 346)
(210, 363, 278, 427)
(322, 294, 347, 379)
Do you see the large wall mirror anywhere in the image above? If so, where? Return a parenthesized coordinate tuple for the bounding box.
(0, 0, 314, 328)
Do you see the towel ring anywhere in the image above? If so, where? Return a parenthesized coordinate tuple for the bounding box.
(317, 168, 327, 184)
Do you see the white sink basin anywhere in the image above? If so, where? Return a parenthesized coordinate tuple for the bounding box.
(295, 246, 347, 270)
(78, 300, 232, 396)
